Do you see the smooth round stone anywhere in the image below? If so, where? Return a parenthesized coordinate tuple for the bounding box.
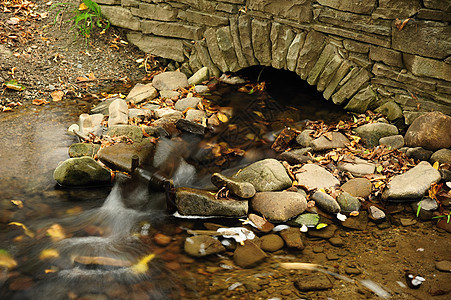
(336, 192, 361, 213)
(435, 260, 451, 272)
(340, 178, 372, 198)
(260, 234, 285, 252)
(292, 213, 320, 227)
(430, 149, 451, 165)
(329, 237, 344, 247)
(311, 191, 341, 214)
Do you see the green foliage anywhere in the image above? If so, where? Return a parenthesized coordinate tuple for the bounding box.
(432, 212, 451, 224)
(50, 0, 110, 42)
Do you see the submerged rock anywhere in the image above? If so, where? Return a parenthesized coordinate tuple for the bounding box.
(336, 192, 361, 213)
(295, 273, 333, 291)
(353, 122, 398, 148)
(233, 240, 267, 268)
(382, 161, 441, 200)
(341, 211, 368, 230)
(412, 197, 439, 220)
(307, 224, 337, 239)
(311, 191, 341, 214)
(234, 158, 292, 192)
(53, 157, 111, 186)
(211, 173, 256, 199)
(251, 191, 307, 222)
(280, 227, 304, 250)
(152, 71, 188, 91)
(175, 187, 248, 217)
(260, 234, 284, 252)
(295, 164, 340, 190)
(184, 235, 225, 257)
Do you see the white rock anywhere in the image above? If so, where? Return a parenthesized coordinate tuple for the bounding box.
(108, 99, 128, 127)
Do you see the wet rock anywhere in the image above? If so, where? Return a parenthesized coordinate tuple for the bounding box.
(406, 147, 433, 161)
(271, 128, 298, 152)
(435, 261, 451, 273)
(280, 227, 304, 250)
(412, 197, 438, 220)
(337, 157, 375, 176)
(108, 99, 128, 127)
(211, 173, 256, 199)
(234, 158, 292, 192)
(311, 191, 341, 214)
(188, 66, 209, 85)
(248, 214, 274, 232)
(291, 213, 320, 227)
(277, 147, 313, 164)
(341, 211, 368, 230)
(152, 118, 180, 136)
(142, 125, 169, 138)
(379, 135, 404, 149)
(295, 129, 314, 147)
(68, 143, 101, 158)
(152, 71, 189, 91)
(436, 218, 451, 233)
(91, 98, 117, 115)
(153, 233, 171, 246)
(154, 108, 184, 120)
(233, 240, 267, 268)
(345, 266, 361, 275)
(174, 97, 202, 111)
(73, 256, 132, 268)
(106, 125, 143, 142)
(329, 237, 344, 247)
(295, 164, 340, 190)
(307, 224, 337, 239)
(53, 157, 111, 186)
(294, 273, 333, 291)
(311, 132, 350, 151)
(382, 161, 441, 200)
(184, 235, 225, 257)
(125, 83, 158, 104)
(78, 113, 104, 136)
(430, 149, 451, 165)
(175, 187, 248, 217)
(327, 252, 339, 260)
(340, 178, 372, 198)
(353, 122, 399, 148)
(97, 139, 155, 173)
(404, 111, 451, 151)
(251, 191, 307, 222)
(160, 90, 180, 99)
(185, 109, 206, 122)
(336, 192, 361, 213)
(176, 118, 206, 135)
(260, 234, 284, 252)
(400, 218, 417, 226)
(368, 206, 386, 221)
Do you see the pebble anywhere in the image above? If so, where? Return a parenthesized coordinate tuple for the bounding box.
(400, 218, 417, 226)
(184, 235, 225, 257)
(307, 224, 337, 239)
(233, 240, 267, 268)
(260, 234, 285, 252)
(280, 227, 304, 250)
(294, 273, 333, 291)
(336, 192, 361, 213)
(345, 266, 362, 275)
(295, 163, 340, 190)
(329, 237, 344, 247)
(435, 260, 451, 272)
(311, 191, 341, 214)
(406, 147, 433, 161)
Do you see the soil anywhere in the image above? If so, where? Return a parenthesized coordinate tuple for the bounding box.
(1, 1, 450, 299)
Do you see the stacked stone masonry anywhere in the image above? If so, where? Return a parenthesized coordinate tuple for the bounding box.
(99, 0, 451, 123)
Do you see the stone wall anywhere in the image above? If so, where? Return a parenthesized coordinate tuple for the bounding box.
(98, 0, 450, 124)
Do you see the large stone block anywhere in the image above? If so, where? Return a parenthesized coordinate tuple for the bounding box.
(270, 23, 295, 70)
(323, 60, 351, 100)
(216, 26, 240, 72)
(100, 6, 140, 31)
(332, 68, 372, 105)
(372, 0, 422, 19)
(126, 32, 185, 62)
(344, 85, 377, 113)
(307, 43, 336, 86)
(248, 0, 313, 23)
(369, 46, 403, 68)
(131, 3, 177, 21)
(194, 40, 221, 77)
(317, 54, 342, 92)
(403, 54, 451, 82)
(423, 0, 451, 12)
(229, 16, 249, 68)
(296, 30, 326, 80)
(204, 28, 229, 72)
(141, 20, 202, 40)
(238, 15, 258, 66)
(392, 20, 451, 59)
(251, 19, 272, 66)
(343, 39, 369, 53)
(372, 63, 437, 91)
(317, 0, 376, 14)
(286, 32, 306, 72)
(178, 9, 229, 26)
(313, 24, 390, 47)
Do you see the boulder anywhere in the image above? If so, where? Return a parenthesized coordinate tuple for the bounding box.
(296, 129, 314, 147)
(211, 173, 256, 198)
(188, 67, 209, 85)
(379, 135, 404, 149)
(125, 83, 158, 104)
(430, 149, 451, 165)
(108, 99, 128, 127)
(260, 234, 284, 252)
(340, 178, 372, 198)
(353, 122, 399, 147)
(53, 157, 111, 186)
(176, 119, 206, 135)
(160, 90, 180, 99)
(233, 240, 267, 268)
(295, 164, 340, 190)
(336, 192, 361, 213)
(311, 132, 350, 151)
(152, 71, 188, 91)
(185, 109, 206, 122)
(251, 191, 307, 222)
(234, 158, 292, 192)
(184, 235, 225, 257)
(78, 113, 104, 136)
(277, 147, 313, 164)
(175, 187, 248, 216)
(311, 191, 341, 214)
(154, 108, 184, 120)
(406, 147, 433, 161)
(382, 161, 441, 200)
(404, 111, 451, 151)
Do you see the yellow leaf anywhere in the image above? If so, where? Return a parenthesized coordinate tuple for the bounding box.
(374, 181, 384, 189)
(316, 223, 328, 230)
(319, 188, 326, 193)
(39, 249, 60, 260)
(131, 253, 156, 274)
(217, 112, 228, 123)
(11, 200, 23, 208)
(50, 90, 64, 102)
(253, 111, 264, 119)
(78, 2, 88, 10)
(66, 206, 83, 215)
(433, 161, 439, 170)
(46, 224, 66, 241)
(0, 250, 17, 270)
(8, 222, 35, 238)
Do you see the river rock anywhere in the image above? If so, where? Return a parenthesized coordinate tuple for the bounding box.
(311, 191, 341, 214)
(435, 261, 451, 273)
(291, 213, 320, 227)
(160, 90, 180, 99)
(128, 108, 152, 119)
(53, 157, 111, 186)
(194, 85, 209, 94)
(296, 129, 314, 147)
(368, 206, 386, 221)
(185, 109, 206, 122)
(106, 125, 143, 142)
(311, 132, 350, 151)
(234, 158, 292, 192)
(260, 234, 284, 252)
(336, 192, 361, 213)
(125, 83, 158, 104)
(307, 224, 337, 239)
(233, 240, 267, 268)
(188, 67, 209, 85)
(280, 227, 304, 250)
(329, 237, 344, 247)
(108, 99, 128, 127)
(382, 161, 441, 200)
(340, 178, 372, 198)
(69, 143, 101, 158)
(91, 98, 116, 115)
(78, 113, 104, 136)
(277, 147, 313, 164)
(295, 164, 340, 190)
(404, 111, 451, 151)
(251, 191, 307, 222)
(353, 122, 399, 148)
(211, 173, 256, 198)
(152, 71, 189, 91)
(184, 235, 225, 257)
(341, 211, 368, 230)
(430, 149, 451, 165)
(175, 187, 248, 216)
(406, 147, 433, 161)
(176, 118, 206, 135)
(154, 108, 184, 120)
(412, 197, 438, 220)
(337, 157, 376, 176)
(379, 135, 404, 149)
(248, 214, 274, 232)
(294, 273, 333, 291)
(97, 139, 155, 173)
(174, 97, 202, 111)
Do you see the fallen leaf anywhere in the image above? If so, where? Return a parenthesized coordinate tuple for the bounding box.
(32, 99, 49, 106)
(87, 72, 95, 80)
(39, 249, 59, 260)
(46, 224, 66, 241)
(0, 249, 17, 270)
(8, 222, 34, 238)
(4, 80, 25, 91)
(217, 112, 228, 123)
(131, 253, 156, 274)
(11, 200, 23, 208)
(78, 2, 88, 10)
(50, 90, 64, 102)
(433, 161, 439, 170)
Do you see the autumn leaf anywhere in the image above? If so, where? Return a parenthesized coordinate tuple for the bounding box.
(217, 112, 228, 123)
(50, 90, 64, 102)
(0, 249, 17, 270)
(131, 253, 156, 274)
(433, 161, 439, 170)
(32, 99, 49, 106)
(78, 2, 88, 10)
(46, 224, 66, 241)
(395, 18, 411, 31)
(39, 249, 60, 260)
(11, 200, 23, 208)
(8, 222, 34, 238)
(4, 79, 25, 91)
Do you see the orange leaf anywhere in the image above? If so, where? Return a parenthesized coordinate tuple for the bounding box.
(46, 224, 66, 241)
(78, 2, 88, 10)
(76, 76, 89, 82)
(87, 72, 95, 80)
(50, 90, 64, 102)
(32, 99, 49, 106)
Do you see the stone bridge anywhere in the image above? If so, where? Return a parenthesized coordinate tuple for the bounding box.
(99, 0, 450, 123)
